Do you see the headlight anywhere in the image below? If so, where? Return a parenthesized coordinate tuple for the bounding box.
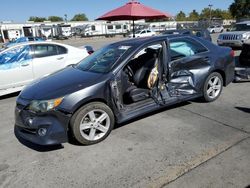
(218, 34, 223, 40)
(242, 33, 249, 39)
(237, 34, 243, 39)
(28, 97, 64, 113)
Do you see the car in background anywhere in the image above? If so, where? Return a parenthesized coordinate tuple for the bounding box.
(162, 29, 212, 41)
(0, 41, 90, 96)
(217, 21, 250, 48)
(128, 29, 156, 38)
(207, 25, 224, 33)
(2, 36, 45, 49)
(15, 35, 235, 146)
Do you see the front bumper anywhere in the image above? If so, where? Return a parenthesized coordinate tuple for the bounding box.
(217, 39, 244, 47)
(15, 98, 71, 145)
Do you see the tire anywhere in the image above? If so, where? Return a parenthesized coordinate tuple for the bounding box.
(203, 72, 223, 102)
(70, 102, 115, 145)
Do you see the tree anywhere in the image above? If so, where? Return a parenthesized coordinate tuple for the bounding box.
(71, 13, 88, 21)
(200, 8, 211, 20)
(28, 16, 47, 22)
(229, 0, 250, 19)
(176, 11, 186, 21)
(48, 16, 64, 22)
(188, 10, 199, 21)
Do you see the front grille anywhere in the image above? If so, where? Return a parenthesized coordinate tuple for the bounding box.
(222, 34, 240, 40)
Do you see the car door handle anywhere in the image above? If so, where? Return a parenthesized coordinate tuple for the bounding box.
(21, 63, 30, 67)
(57, 57, 64, 60)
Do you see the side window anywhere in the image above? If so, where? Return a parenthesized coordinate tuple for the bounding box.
(57, 45, 67, 55)
(141, 30, 146, 34)
(0, 45, 31, 70)
(33, 44, 57, 58)
(169, 38, 208, 61)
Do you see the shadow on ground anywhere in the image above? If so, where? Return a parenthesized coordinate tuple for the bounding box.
(235, 107, 250, 114)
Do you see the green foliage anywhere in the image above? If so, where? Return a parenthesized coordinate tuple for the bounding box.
(229, 0, 250, 19)
(71, 13, 89, 21)
(28, 16, 47, 22)
(176, 11, 186, 21)
(188, 10, 200, 21)
(48, 16, 64, 22)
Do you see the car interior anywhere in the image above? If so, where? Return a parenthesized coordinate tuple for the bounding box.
(122, 44, 162, 105)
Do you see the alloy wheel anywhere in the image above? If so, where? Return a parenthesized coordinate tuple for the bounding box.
(206, 75, 222, 100)
(79, 109, 110, 141)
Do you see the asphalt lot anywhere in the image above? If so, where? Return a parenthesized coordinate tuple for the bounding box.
(0, 34, 249, 188)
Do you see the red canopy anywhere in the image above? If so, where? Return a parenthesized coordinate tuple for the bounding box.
(96, 1, 171, 21)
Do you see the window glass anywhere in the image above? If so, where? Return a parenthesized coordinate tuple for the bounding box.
(141, 31, 146, 34)
(107, 25, 113, 30)
(76, 45, 131, 73)
(170, 39, 208, 61)
(0, 45, 31, 70)
(33, 44, 57, 58)
(57, 45, 67, 55)
(115, 25, 122, 29)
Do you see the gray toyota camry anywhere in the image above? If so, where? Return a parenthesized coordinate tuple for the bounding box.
(15, 35, 235, 146)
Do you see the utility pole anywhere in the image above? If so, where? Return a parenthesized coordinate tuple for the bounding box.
(208, 4, 213, 26)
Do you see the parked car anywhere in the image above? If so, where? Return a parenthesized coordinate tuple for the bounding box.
(15, 35, 235, 146)
(207, 25, 224, 33)
(0, 41, 90, 96)
(128, 29, 156, 38)
(235, 42, 250, 81)
(162, 29, 212, 41)
(2, 36, 45, 49)
(217, 21, 250, 48)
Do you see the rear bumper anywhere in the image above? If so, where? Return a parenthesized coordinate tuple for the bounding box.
(15, 104, 70, 145)
(234, 67, 250, 81)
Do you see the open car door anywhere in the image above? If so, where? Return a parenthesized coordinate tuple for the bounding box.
(161, 37, 211, 102)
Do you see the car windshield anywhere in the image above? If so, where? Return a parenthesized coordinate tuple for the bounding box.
(231, 24, 250, 31)
(76, 45, 131, 73)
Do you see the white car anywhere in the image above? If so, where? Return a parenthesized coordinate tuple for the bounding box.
(0, 41, 90, 96)
(129, 29, 156, 38)
(207, 25, 224, 33)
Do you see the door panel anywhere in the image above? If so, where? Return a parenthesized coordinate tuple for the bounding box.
(0, 45, 33, 90)
(165, 38, 211, 99)
(32, 44, 67, 79)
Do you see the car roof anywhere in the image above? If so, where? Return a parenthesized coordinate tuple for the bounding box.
(0, 41, 77, 53)
(237, 20, 250, 24)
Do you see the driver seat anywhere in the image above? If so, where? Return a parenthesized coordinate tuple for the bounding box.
(126, 50, 158, 103)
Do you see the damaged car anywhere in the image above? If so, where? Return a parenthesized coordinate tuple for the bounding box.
(15, 35, 235, 146)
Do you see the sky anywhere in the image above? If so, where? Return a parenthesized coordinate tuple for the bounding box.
(0, 0, 234, 22)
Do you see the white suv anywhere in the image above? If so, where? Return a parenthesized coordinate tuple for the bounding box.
(129, 29, 156, 38)
(207, 25, 224, 33)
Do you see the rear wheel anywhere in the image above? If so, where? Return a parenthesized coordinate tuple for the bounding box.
(70, 102, 114, 145)
(203, 72, 223, 102)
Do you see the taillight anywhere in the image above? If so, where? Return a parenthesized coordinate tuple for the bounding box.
(230, 50, 235, 57)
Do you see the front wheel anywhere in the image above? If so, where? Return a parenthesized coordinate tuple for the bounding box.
(70, 102, 115, 145)
(203, 72, 223, 102)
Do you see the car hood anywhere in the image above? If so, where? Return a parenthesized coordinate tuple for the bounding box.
(20, 66, 105, 100)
